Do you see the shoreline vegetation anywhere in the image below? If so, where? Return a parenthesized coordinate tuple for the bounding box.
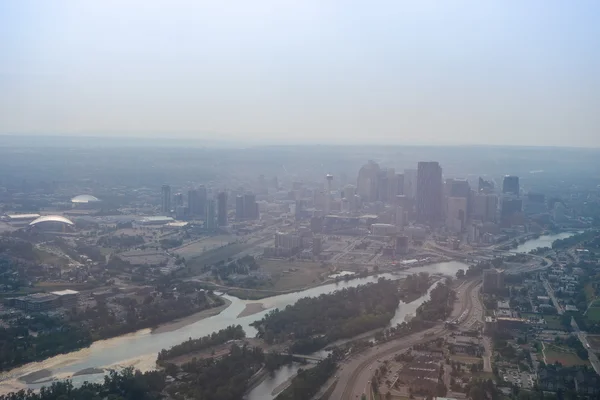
(152, 298, 232, 334)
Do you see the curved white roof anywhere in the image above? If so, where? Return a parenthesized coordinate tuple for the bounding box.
(71, 194, 100, 203)
(29, 215, 75, 226)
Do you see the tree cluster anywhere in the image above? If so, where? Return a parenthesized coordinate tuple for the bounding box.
(157, 325, 245, 363)
(275, 354, 339, 400)
(251, 278, 400, 352)
(0, 367, 165, 400)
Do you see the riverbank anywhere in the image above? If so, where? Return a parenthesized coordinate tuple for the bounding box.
(152, 298, 232, 334)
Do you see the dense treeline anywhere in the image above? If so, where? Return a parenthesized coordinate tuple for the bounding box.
(0, 367, 165, 400)
(275, 354, 339, 400)
(251, 278, 400, 352)
(0, 314, 92, 372)
(69, 289, 224, 341)
(157, 325, 245, 363)
(375, 281, 455, 343)
(552, 230, 598, 250)
(165, 344, 291, 400)
(398, 272, 431, 301)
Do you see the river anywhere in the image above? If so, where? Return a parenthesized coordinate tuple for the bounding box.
(513, 231, 578, 254)
(0, 232, 577, 394)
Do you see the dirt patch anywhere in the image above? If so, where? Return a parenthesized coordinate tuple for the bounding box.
(18, 369, 52, 384)
(237, 303, 266, 318)
(72, 367, 104, 377)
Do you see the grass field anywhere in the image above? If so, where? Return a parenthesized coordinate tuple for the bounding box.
(584, 283, 596, 303)
(586, 307, 600, 322)
(544, 315, 567, 330)
(259, 260, 329, 292)
(544, 345, 589, 367)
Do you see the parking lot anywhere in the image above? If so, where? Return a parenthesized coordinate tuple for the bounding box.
(502, 369, 536, 389)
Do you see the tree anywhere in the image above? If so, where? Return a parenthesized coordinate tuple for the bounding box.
(456, 269, 465, 279)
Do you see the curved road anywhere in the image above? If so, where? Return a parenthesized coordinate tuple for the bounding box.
(328, 278, 482, 399)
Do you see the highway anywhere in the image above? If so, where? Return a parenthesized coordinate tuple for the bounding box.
(324, 278, 483, 399)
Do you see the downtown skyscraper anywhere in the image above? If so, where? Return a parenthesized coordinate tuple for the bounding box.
(416, 161, 443, 225)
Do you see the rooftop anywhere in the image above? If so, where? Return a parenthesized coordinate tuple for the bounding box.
(51, 289, 79, 296)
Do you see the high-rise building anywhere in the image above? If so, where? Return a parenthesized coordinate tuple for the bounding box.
(325, 174, 333, 214)
(483, 269, 504, 293)
(395, 235, 409, 255)
(236, 195, 245, 221)
(500, 196, 522, 223)
(205, 199, 217, 232)
(478, 177, 494, 193)
(235, 193, 259, 221)
(357, 160, 380, 202)
(389, 173, 404, 200)
(275, 231, 301, 250)
(395, 206, 405, 228)
(451, 179, 471, 198)
(377, 170, 389, 202)
(217, 191, 228, 226)
(446, 197, 467, 233)
(502, 175, 520, 196)
(312, 236, 322, 256)
(173, 193, 184, 207)
(161, 185, 171, 214)
(473, 194, 498, 222)
(198, 186, 207, 216)
(244, 193, 258, 220)
(188, 189, 202, 216)
(403, 169, 418, 199)
(416, 162, 443, 224)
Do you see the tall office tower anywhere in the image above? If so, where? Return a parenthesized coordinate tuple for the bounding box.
(416, 162, 443, 224)
(502, 175, 520, 196)
(188, 189, 201, 216)
(197, 185, 207, 216)
(377, 170, 389, 202)
(478, 177, 494, 193)
(450, 179, 471, 217)
(217, 191, 228, 226)
(205, 199, 217, 231)
(473, 194, 498, 222)
(173, 193, 184, 207)
(242, 192, 258, 220)
(395, 206, 405, 228)
(236, 195, 245, 220)
(451, 179, 471, 198)
(500, 196, 522, 223)
(271, 176, 279, 191)
(161, 185, 171, 214)
(446, 197, 468, 233)
(325, 174, 333, 214)
(357, 160, 380, 202)
(389, 173, 404, 199)
(403, 169, 418, 199)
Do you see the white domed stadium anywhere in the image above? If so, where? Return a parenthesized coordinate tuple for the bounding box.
(71, 194, 102, 209)
(29, 215, 75, 231)
(71, 194, 100, 204)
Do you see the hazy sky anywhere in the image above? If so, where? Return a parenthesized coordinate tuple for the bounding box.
(1, 1, 599, 147)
